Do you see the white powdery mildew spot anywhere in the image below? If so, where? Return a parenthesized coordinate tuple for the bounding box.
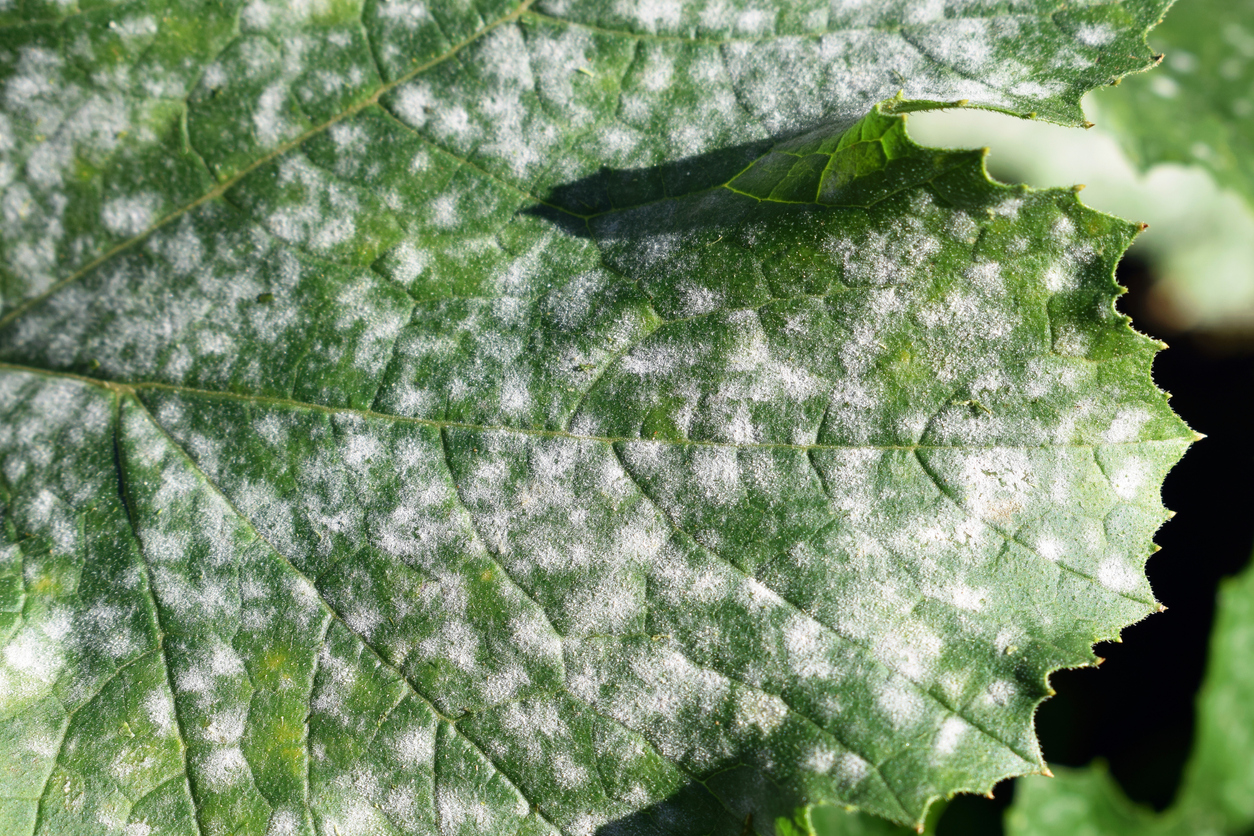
(783, 615, 834, 680)
(984, 679, 1016, 708)
(1104, 408, 1152, 444)
(935, 715, 969, 756)
(1, 615, 68, 704)
(1035, 535, 1064, 562)
(266, 809, 301, 836)
(804, 743, 841, 774)
(1075, 23, 1117, 47)
(954, 449, 1035, 525)
(835, 752, 870, 787)
(144, 688, 177, 737)
(734, 689, 789, 734)
(101, 193, 159, 236)
(616, 0, 683, 32)
(320, 790, 394, 836)
(205, 706, 248, 744)
(1097, 557, 1142, 594)
(876, 619, 943, 682)
(199, 746, 250, 792)
(417, 621, 479, 674)
(877, 678, 927, 730)
(436, 787, 502, 834)
(390, 725, 435, 769)
(1108, 457, 1151, 502)
(947, 583, 986, 612)
(691, 446, 741, 504)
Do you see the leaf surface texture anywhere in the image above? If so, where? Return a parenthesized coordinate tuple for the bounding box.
(0, 0, 1190, 833)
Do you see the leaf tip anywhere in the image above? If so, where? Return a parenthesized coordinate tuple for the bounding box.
(1135, 221, 1150, 233)
(1158, 603, 1169, 613)
(1082, 120, 1096, 128)
(1042, 768, 1055, 778)
(1095, 656, 1106, 666)
(1072, 183, 1086, 193)
(1192, 431, 1208, 442)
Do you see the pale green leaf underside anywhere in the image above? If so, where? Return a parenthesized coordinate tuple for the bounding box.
(1096, 0, 1254, 210)
(1007, 546, 1254, 836)
(0, 0, 1190, 834)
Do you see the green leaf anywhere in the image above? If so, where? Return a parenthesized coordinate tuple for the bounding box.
(1094, 0, 1254, 209)
(1007, 546, 1254, 836)
(0, 1, 1190, 834)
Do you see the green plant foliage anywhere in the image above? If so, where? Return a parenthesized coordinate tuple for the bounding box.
(1097, 0, 1254, 208)
(0, 1, 1192, 834)
(1008, 544, 1254, 836)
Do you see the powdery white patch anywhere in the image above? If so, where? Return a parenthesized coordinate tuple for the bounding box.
(199, 746, 249, 791)
(784, 615, 835, 680)
(2, 621, 66, 686)
(1036, 535, 1064, 562)
(735, 689, 789, 733)
(417, 621, 479, 673)
(320, 791, 394, 836)
(144, 688, 177, 737)
(1103, 408, 1152, 444)
(691, 446, 741, 504)
(877, 678, 926, 730)
(253, 82, 290, 147)
(436, 786, 513, 833)
(1053, 322, 1091, 357)
(935, 715, 968, 755)
(266, 809, 301, 836)
(1108, 458, 1150, 501)
(205, 707, 248, 744)
(1042, 262, 1075, 293)
(804, 743, 840, 774)
(948, 583, 986, 612)
(965, 261, 1002, 292)
(567, 812, 611, 836)
(101, 193, 159, 236)
(391, 725, 435, 768)
(617, 0, 683, 32)
(1097, 557, 1141, 594)
(1075, 23, 1117, 47)
(387, 241, 430, 284)
(952, 448, 1034, 525)
(876, 620, 943, 681)
(984, 679, 1016, 707)
(834, 752, 870, 786)
(376, 0, 431, 27)
(481, 664, 531, 705)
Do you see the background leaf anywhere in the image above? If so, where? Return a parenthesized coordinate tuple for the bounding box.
(0, 1, 1191, 834)
(1098, 0, 1254, 210)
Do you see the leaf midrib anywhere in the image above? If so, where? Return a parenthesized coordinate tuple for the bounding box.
(0, 361, 1191, 455)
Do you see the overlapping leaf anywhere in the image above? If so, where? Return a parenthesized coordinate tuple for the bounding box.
(0, 1, 1191, 834)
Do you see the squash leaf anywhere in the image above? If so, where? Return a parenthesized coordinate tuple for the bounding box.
(0, 1, 1190, 834)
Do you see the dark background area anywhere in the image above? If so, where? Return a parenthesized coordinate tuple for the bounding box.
(933, 254, 1254, 835)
